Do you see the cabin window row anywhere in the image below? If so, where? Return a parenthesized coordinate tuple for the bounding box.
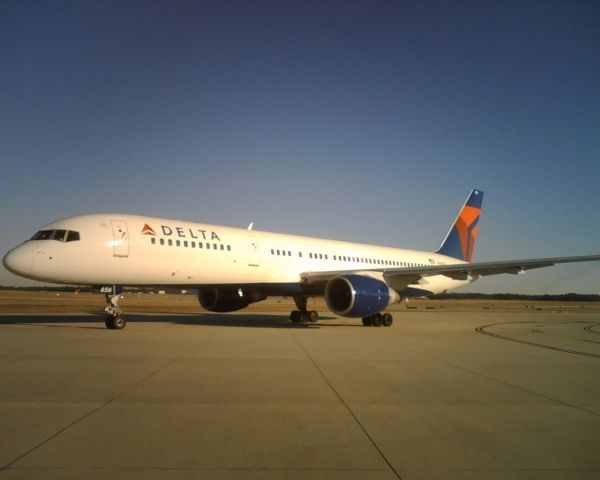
(268, 247, 426, 268)
(333, 257, 426, 267)
(150, 237, 231, 251)
(331, 256, 404, 266)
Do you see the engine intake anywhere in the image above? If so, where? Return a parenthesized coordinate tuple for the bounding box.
(325, 274, 398, 318)
(197, 288, 266, 313)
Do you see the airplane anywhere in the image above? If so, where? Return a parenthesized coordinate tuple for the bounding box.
(3, 189, 600, 330)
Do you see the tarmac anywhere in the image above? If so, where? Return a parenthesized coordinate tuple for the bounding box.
(0, 308, 599, 479)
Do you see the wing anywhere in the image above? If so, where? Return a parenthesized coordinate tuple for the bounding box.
(301, 254, 600, 292)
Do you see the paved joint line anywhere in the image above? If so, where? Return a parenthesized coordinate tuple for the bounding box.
(375, 334, 600, 420)
(446, 358, 600, 418)
(0, 399, 114, 471)
(1, 329, 222, 470)
(289, 330, 402, 480)
(0, 345, 195, 471)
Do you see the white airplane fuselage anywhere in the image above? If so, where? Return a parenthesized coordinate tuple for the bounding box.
(6, 213, 468, 295)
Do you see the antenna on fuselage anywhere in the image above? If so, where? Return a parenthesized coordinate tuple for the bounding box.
(247, 222, 254, 231)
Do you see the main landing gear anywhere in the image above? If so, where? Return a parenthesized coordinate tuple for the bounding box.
(290, 296, 319, 323)
(102, 285, 126, 330)
(362, 312, 393, 327)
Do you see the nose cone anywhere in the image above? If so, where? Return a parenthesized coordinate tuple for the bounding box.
(3, 244, 33, 277)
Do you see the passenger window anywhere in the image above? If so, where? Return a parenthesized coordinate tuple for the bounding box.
(191, 241, 195, 248)
(227, 245, 231, 251)
(184, 241, 188, 247)
(151, 238, 156, 245)
(288, 251, 291, 256)
(220, 244, 224, 251)
(213, 244, 217, 250)
(277, 250, 281, 255)
(176, 240, 181, 247)
(168, 239, 173, 246)
(271, 249, 274, 255)
(160, 238, 165, 245)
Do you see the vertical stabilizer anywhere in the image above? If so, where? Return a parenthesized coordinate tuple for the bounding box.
(436, 189, 483, 262)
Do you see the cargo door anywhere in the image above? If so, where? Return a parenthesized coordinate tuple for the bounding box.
(110, 219, 129, 257)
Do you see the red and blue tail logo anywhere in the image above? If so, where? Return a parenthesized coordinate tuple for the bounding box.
(436, 189, 483, 262)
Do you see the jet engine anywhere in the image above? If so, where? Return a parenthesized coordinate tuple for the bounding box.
(197, 288, 266, 313)
(324, 274, 399, 318)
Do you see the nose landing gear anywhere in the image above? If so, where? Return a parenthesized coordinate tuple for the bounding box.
(102, 285, 127, 330)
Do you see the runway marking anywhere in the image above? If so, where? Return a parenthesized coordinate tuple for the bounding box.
(475, 321, 600, 359)
(289, 330, 403, 480)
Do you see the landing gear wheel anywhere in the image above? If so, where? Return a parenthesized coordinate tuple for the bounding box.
(362, 317, 373, 326)
(372, 313, 383, 327)
(113, 316, 126, 329)
(105, 315, 126, 330)
(382, 313, 393, 327)
(290, 296, 319, 324)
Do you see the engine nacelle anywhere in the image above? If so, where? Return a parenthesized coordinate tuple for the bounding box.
(197, 288, 266, 313)
(325, 274, 399, 318)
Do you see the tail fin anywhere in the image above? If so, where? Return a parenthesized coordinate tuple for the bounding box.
(436, 189, 483, 262)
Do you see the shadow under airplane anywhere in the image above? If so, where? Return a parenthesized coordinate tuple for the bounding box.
(0, 313, 361, 330)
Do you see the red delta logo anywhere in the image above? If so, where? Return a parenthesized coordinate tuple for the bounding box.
(142, 224, 156, 235)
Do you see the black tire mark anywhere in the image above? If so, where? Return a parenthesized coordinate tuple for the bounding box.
(476, 321, 600, 359)
(584, 324, 600, 334)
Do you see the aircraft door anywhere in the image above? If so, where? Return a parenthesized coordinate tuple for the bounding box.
(110, 219, 129, 257)
(248, 237, 260, 267)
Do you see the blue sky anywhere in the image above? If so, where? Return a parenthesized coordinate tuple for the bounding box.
(1, 0, 599, 293)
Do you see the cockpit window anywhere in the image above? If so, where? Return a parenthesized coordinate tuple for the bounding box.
(51, 230, 67, 241)
(66, 231, 80, 242)
(31, 230, 53, 240)
(30, 229, 80, 242)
